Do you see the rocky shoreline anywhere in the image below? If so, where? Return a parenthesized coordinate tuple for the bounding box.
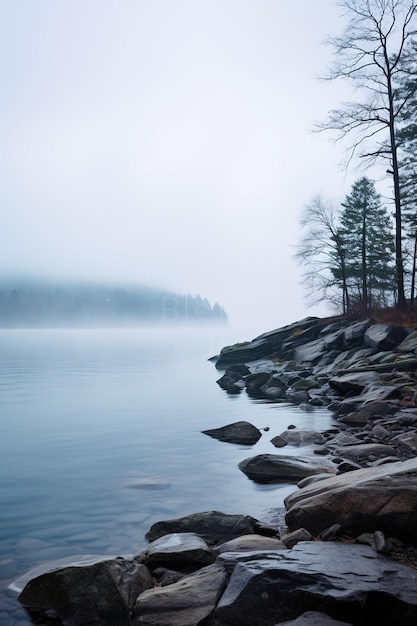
(12, 316, 417, 625)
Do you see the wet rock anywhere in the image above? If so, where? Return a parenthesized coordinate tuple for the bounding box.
(133, 563, 227, 626)
(285, 457, 417, 543)
(215, 541, 417, 626)
(214, 535, 286, 555)
(238, 454, 335, 483)
(216, 371, 244, 394)
(145, 511, 265, 546)
(18, 557, 152, 626)
(202, 421, 262, 445)
(137, 532, 214, 571)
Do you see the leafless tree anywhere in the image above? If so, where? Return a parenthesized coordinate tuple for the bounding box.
(295, 196, 350, 313)
(318, 0, 417, 309)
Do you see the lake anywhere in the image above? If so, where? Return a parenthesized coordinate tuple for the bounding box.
(0, 326, 334, 623)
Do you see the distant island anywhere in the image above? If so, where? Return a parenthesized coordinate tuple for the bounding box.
(0, 279, 228, 327)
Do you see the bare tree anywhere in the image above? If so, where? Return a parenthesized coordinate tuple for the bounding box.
(318, 0, 417, 309)
(295, 196, 350, 313)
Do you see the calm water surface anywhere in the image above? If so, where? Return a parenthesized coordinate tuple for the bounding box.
(0, 326, 334, 623)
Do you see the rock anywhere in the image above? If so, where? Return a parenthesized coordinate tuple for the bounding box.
(329, 442, 397, 461)
(214, 317, 322, 368)
(216, 371, 244, 394)
(338, 412, 369, 426)
(391, 430, 417, 452)
(238, 454, 335, 483)
(278, 611, 354, 625)
(285, 457, 417, 543)
(18, 557, 152, 626)
(364, 324, 408, 351)
(281, 528, 313, 548)
(343, 319, 372, 349)
(329, 372, 378, 396)
(145, 511, 265, 546)
(214, 535, 286, 555)
(137, 533, 214, 570)
(397, 329, 417, 353)
(270, 435, 288, 448)
(133, 563, 227, 626)
(215, 542, 417, 626)
(202, 421, 262, 445)
(294, 337, 326, 365)
(278, 429, 325, 446)
(245, 372, 274, 397)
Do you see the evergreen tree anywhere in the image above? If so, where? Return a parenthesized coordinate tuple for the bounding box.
(339, 178, 395, 310)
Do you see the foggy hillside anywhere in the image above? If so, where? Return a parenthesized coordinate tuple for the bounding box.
(0, 279, 228, 327)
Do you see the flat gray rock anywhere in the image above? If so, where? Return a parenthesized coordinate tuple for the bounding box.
(215, 542, 417, 626)
(285, 457, 417, 542)
(133, 563, 227, 626)
(238, 454, 335, 483)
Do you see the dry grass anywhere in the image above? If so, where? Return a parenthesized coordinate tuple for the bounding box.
(321, 305, 417, 330)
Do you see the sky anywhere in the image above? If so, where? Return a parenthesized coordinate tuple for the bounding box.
(1, 0, 369, 335)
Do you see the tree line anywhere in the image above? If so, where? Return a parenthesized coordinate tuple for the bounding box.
(296, 0, 417, 314)
(0, 279, 228, 327)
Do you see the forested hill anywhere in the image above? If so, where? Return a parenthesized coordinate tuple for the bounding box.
(0, 279, 228, 327)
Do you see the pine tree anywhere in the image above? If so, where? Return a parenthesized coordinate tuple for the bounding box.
(339, 178, 395, 310)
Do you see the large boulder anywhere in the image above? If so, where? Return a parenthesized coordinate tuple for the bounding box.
(364, 324, 408, 351)
(284, 457, 417, 542)
(202, 421, 262, 445)
(238, 454, 335, 483)
(214, 318, 321, 367)
(18, 556, 152, 626)
(133, 562, 227, 626)
(215, 542, 417, 626)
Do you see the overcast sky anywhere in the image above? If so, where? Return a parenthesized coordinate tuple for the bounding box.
(1, 0, 371, 334)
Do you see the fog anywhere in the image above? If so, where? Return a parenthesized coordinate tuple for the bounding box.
(1, 0, 364, 336)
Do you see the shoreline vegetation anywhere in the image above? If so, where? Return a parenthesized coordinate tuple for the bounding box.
(12, 312, 417, 625)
